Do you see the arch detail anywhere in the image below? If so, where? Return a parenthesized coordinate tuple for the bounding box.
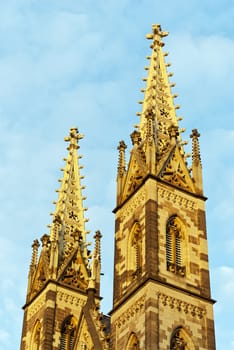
(30, 320, 41, 350)
(170, 327, 195, 350)
(128, 222, 142, 280)
(166, 215, 186, 276)
(126, 332, 139, 350)
(60, 315, 77, 350)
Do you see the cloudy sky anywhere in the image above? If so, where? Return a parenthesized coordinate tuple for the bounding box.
(0, 1, 233, 349)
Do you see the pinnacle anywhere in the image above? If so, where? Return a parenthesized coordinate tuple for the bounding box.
(133, 24, 188, 167)
(45, 128, 91, 268)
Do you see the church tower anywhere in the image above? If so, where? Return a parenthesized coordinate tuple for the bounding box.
(110, 24, 216, 349)
(20, 128, 110, 350)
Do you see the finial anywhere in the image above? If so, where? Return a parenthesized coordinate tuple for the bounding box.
(30, 239, 40, 267)
(40, 234, 50, 248)
(168, 125, 179, 145)
(146, 24, 168, 48)
(190, 129, 202, 164)
(64, 127, 84, 151)
(190, 129, 203, 194)
(94, 230, 102, 257)
(117, 140, 127, 177)
(130, 130, 141, 146)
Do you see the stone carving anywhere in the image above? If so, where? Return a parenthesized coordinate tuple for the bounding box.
(57, 290, 86, 308)
(158, 293, 205, 319)
(28, 294, 46, 318)
(118, 189, 146, 220)
(115, 296, 145, 329)
(158, 187, 195, 210)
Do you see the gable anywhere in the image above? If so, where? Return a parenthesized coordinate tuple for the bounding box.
(158, 146, 195, 192)
(121, 148, 147, 201)
(58, 248, 89, 291)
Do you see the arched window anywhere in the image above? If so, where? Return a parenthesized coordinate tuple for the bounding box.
(126, 333, 139, 350)
(166, 216, 186, 276)
(30, 320, 41, 350)
(60, 315, 77, 350)
(170, 327, 194, 350)
(128, 222, 142, 279)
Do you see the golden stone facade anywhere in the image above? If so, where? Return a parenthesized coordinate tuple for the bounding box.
(20, 24, 216, 350)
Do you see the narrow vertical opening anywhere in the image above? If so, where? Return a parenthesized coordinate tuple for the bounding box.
(60, 315, 77, 350)
(166, 216, 185, 276)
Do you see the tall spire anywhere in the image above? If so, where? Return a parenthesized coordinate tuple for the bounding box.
(49, 127, 90, 277)
(138, 24, 184, 162)
(26, 128, 97, 301)
(115, 24, 198, 206)
(52, 127, 88, 241)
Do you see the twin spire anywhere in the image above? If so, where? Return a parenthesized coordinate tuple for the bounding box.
(27, 128, 102, 301)
(117, 24, 203, 205)
(26, 23, 204, 302)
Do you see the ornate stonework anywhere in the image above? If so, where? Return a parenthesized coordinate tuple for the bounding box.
(28, 293, 46, 319)
(118, 188, 146, 220)
(115, 296, 145, 329)
(158, 293, 206, 319)
(157, 187, 196, 210)
(57, 290, 86, 308)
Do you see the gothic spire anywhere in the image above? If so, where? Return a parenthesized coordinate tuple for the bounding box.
(115, 25, 198, 206)
(49, 127, 90, 276)
(137, 24, 185, 160)
(26, 128, 94, 301)
(51, 127, 88, 241)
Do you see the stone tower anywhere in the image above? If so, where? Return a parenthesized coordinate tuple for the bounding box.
(110, 25, 216, 349)
(20, 128, 110, 350)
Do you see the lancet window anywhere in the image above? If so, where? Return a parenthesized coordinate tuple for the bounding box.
(128, 222, 142, 279)
(30, 320, 41, 350)
(170, 327, 195, 350)
(60, 316, 77, 350)
(126, 333, 139, 350)
(166, 216, 186, 276)
(170, 327, 187, 350)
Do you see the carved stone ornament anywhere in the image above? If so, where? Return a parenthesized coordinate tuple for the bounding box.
(158, 293, 205, 319)
(158, 187, 195, 210)
(115, 295, 145, 329)
(118, 189, 146, 220)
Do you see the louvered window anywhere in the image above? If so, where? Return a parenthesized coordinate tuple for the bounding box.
(60, 316, 77, 350)
(166, 216, 185, 276)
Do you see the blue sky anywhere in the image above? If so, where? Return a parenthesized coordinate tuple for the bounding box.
(0, 1, 233, 349)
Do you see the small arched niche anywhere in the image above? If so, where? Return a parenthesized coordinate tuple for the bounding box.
(126, 332, 139, 350)
(128, 221, 142, 280)
(170, 326, 194, 350)
(30, 320, 41, 350)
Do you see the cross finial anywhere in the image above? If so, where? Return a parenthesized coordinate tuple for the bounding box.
(64, 127, 84, 151)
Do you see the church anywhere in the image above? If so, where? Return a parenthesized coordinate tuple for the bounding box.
(20, 24, 216, 350)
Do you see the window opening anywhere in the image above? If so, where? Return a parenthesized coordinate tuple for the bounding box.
(166, 216, 185, 276)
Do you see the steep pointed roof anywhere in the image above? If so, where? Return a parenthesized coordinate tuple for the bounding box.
(26, 128, 103, 301)
(138, 24, 183, 160)
(51, 127, 87, 240)
(48, 128, 90, 276)
(116, 24, 204, 206)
